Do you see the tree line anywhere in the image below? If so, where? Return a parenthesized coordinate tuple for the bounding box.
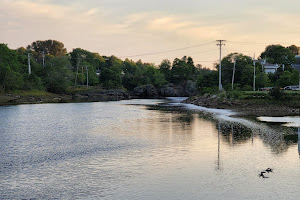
(0, 39, 299, 94)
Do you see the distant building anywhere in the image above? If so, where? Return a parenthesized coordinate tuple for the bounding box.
(96, 69, 101, 76)
(292, 55, 300, 72)
(261, 60, 279, 74)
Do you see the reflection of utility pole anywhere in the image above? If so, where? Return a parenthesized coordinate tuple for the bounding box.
(28, 53, 31, 74)
(217, 123, 221, 170)
(217, 40, 226, 90)
(298, 128, 300, 155)
(231, 124, 234, 145)
(232, 57, 236, 90)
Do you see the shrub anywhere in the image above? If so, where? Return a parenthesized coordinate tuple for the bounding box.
(269, 87, 284, 99)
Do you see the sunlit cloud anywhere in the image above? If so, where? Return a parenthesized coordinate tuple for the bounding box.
(1, 0, 300, 68)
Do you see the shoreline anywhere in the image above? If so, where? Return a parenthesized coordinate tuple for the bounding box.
(182, 95, 300, 117)
(1, 92, 300, 117)
(0, 89, 131, 106)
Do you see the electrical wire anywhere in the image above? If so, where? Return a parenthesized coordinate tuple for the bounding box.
(119, 41, 215, 58)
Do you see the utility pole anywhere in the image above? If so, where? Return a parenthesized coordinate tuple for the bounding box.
(28, 53, 31, 74)
(86, 65, 89, 88)
(217, 40, 226, 90)
(253, 54, 256, 91)
(232, 57, 236, 90)
(42, 50, 45, 68)
(74, 55, 80, 86)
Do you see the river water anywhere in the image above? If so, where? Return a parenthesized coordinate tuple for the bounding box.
(0, 99, 300, 200)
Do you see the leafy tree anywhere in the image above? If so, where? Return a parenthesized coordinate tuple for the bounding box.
(170, 57, 194, 84)
(43, 56, 73, 93)
(277, 70, 299, 87)
(240, 64, 254, 90)
(108, 56, 123, 74)
(69, 48, 107, 73)
(159, 59, 171, 81)
(0, 44, 25, 91)
(27, 40, 67, 57)
(99, 68, 121, 88)
(260, 45, 295, 65)
(256, 72, 271, 89)
(16, 47, 27, 55)
(219, 53, 253, 88)
(196, 69, 218, 88)
(142, 63, 166, 87)
(287, 45, 299, 56)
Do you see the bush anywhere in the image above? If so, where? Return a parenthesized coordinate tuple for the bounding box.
(242, 85, 252, 91)
(269, 87, 284, 99)
(226, 90, 241, 99)
(200, 86, 218, 95)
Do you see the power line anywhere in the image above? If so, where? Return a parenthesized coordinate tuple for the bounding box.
(119, 41, 215, 58)
(227, 40, 300, 46)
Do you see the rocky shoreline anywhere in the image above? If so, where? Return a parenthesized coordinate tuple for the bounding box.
(2, 87, 299, 118)
(183, 95, 300, 117)
(0, 83, 197, 106)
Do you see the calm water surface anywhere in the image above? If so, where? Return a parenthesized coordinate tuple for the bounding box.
(0, 99, 300, 200)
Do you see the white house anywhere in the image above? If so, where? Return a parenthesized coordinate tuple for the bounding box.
(260, 59, 279, 74)
(264, 64, 279, 74)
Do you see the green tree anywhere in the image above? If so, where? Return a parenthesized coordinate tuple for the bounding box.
(287, 45, 299, 56)
(277, 70, 299, 87)
(143, 63, 166, 87)
(108, 56, 123, 74)
(27, 40, 67, 57)
(170, 57, 194, 84)
(99, 68, 121, 88)
(260, 45, 295, 65)
(43, 56, 73, 93)
(159, 59, 171, 81)
(240, 64, 254, 90)
(256, 72, 271, 89)
(196, 69, 218, 88)
(0, 44, 25, 91)
(219, 53, 253, 88)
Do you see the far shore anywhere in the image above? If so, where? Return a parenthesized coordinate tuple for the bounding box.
(182, 95, 300, 117)
(1, 91, 299, 117)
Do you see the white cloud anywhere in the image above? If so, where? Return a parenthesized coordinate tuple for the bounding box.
(1, 0, 300, 68)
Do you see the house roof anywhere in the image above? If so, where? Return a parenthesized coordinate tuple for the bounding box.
(292, 64, 300, 72)
(263, 63, 279, 69)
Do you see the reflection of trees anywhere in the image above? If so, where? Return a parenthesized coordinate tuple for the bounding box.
(216, 121, 297, 154)
(146, 103, 299, 154)
(218, 123, 252, 145)
(176, 112, 194, 124)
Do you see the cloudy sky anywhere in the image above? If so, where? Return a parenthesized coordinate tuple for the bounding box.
(1, 0, 300, 68)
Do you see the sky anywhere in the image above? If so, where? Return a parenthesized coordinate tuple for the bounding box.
(1, 0, 300, 68)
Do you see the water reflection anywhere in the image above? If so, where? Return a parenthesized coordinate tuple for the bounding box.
(2, 100, 300, 199)
(149, 103, 300, 155)
(257, 116, 300, 155)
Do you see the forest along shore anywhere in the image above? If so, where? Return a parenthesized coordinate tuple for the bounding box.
(182, 94, 300, 117)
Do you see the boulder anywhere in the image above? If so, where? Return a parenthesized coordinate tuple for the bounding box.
(133, 84, 158, 97)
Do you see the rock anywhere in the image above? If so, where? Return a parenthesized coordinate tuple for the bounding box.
(134, 84, 158, 97)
